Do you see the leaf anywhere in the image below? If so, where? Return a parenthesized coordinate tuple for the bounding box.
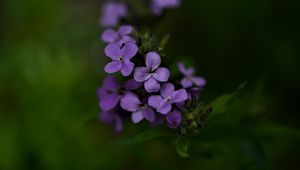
(115, 127, 174, 145)
(205, 82, 247, 122)
(159, 34, 170, 50)
(175, 138, 190, 158)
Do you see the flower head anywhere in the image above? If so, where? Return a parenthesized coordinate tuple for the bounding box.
(166, 109, 182, 129)
(104, 42, 138, 76)
(121, 93, 155, 123)
(148, 83, 187, 114)
(151, 0, 181, 15)
(101, 25, 136, 45)
(100, 2, 127, 27)
(134, 52, 170, 92)
(98, 76, 141, 111)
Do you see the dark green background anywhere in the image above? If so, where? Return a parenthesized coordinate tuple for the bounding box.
(1, 0, 299, 169)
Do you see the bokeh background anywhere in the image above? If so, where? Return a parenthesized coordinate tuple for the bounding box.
(1, 0, 299, 169)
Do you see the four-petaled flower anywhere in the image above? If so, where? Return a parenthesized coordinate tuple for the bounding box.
(134, 52, 170, 92)
(101, 25, 136, 45)
(104, 42, 138, 76)
(98, 76, 141, 111)
(100, 2, 127, 27)
(121, 93, 155, 123)
(178, 62, 206, 88)
(166, 109, 182, 129)
(148, 83, 187, 114)
(151, 0, 181, 15)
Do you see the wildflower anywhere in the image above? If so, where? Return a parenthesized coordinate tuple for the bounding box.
(100, 2, 127, 27)
(99, 110, 123, 133)
(101, 25, 136, 45)
(166, 109, 182, 129)
(151, 0, 181, 15)
(104, 42, 138, 76)
(120, 93, 155, 123)
(98, 76, 141, 111)
(134, 52, 170, 92)
(148, 83, 187, 114)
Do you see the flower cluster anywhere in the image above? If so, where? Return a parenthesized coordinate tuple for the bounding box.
(97, 24, 206, 132)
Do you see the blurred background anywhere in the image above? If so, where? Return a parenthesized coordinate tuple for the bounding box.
(0, 0, 299, 169)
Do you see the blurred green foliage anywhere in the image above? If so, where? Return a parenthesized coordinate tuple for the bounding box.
(0, 0, 299, 170)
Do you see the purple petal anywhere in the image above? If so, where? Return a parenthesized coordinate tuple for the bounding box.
(124, 79, 142, 90)
(151, 114, 164, 127)
(143, 107, 155, 122)
(157, 101, 172, 114)
(181, 77, 193, 88)
(118, 35, 136, 45)
(148, 95, 164, 109)
(99, 111, 113, 124)
(114, 114, 123, 133)
(101, 29, 119, 43)
(175, 101, 185, 111)
(160, 83, 175, 98)
(192, 77, 206, 87)
(102, 76, 120, 91)
(145, 78, 160, 92)
(100, 2, 127, 28)
(146, 52, 161, 71)
(120, 92, 141, 112)
(105, 43, 121, 60)
(121, 42, 138, 59)
(104, 61, 122, 73)
(153, 67, 170, 82)
(99, 93, 120, 111)
(134, 67, 151, 82)
(166, 109, 182, 129)
(131, 111, 144, 123)
(170, 89, 188, 103)
(121, 59, 134, 76)
(178, 62, 194, 76)
(118, 25, 133, 35)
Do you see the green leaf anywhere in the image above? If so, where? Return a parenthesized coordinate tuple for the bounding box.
(205, 82, 247, 122)
(115, 127, 175, 145)
(175, 138, 190, 158)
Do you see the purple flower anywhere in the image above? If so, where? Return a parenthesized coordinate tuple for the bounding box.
(148, 83, 187, 114)
(120, 93, 155, 123)
(101, 25, 136, 45)
(99, 110, 123, 133)
(178, 62, 206, 88)
(97, 76, 141, 111)
(134, 52, 170, 92)
(166, 109, 182, 129)
(104, 42, 138, 76)
(151, 0, 181, 15)
(100, 2, 127, 27)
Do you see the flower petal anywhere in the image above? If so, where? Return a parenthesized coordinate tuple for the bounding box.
(124, 79, 142, 90)
(118, 25, 133, 35)
(170, 89, 188, 103)
(104, 61, 122, 73)
(114, 114, 123, 133)
(120, 92, 141, 112)
(99, 93, 120, 111)
(121, 42, 138, 59)
(134, 67, 151, 82)
(148, 95, 164, 109)
(160, 83, 175, 98)
(181, 77, 193, 88)
(131, 111, 144, 123)
(103, 76, 120, 91)
(157, 101, 172, 114)
(143, 107, 155, 122)
(121, 59, 134, 76)
(178, 62, 194, 76)
(105, 43, 121, 59)
(118, 35, 136, 45)
(99, 111, 113, 124)
(166, 109, 182, 129)
(146, 52, 161, 71)
(101, 29, 119, 43)
(192, 77, 206, 87)
(153, 67, 170, 82)
(145, 78, 160, 92)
